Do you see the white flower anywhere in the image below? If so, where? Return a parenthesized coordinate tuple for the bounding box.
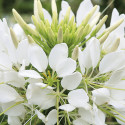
(68, 89, 90, 110)
(74, 104, 106, 125)
(78, 37, 100, 74)
(26, 83, 56, 109)
(8, 116, 22, 125)
(35, 109, 57, 125)
(92, 88, 110, 105)
(76, 0, 100, 26)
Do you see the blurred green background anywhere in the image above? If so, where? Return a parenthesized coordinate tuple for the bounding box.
(0, 0, 125, 26)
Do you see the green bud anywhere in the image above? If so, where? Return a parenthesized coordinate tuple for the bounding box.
(91, 15, 108, 37)
(110, 38, 120, 52)
(10, 28, 19, 48)
(64, 7, 71, 24)
(57, 27, 63, 43)
(28, 35, 35, 44)
(12, 9, 26, 29)
(81, 5, 98, 27)
(69, 16, 75, 27)
(47, 27, 56, 46)
(37, 0, 44, 21)
(13, 9, 38, 36)
(32, 15, 39, 30)
(34, 0, 40, 21)
(51, 0, 58, 26)
(99, 32, 109, 44)
(90, 12, 101, 27)
(72, 45, 79, 60)
(105, 19, 124, 33)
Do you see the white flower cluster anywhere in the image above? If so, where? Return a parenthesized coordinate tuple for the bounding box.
(0, 0, 125, 124)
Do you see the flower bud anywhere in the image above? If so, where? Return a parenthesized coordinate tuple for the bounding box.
(81, 5, 98, 27)
(64, 7, 71, 24)
(110, 38, 120, 52)
(13, 9, 38, 36)
(37, 0, 44, 21)
(99, 32, 109, 44)
(34, 0, 40, 21)
(10, 28, 19, 48)
(72, 45, 79, 60)
(28, 35, 35, 44)
(103, 38, 120, 53)
(57, 27, 63, 43)
(91, 15, 108, 37)
(105, 19, 124, 33)
(90, 12, 101, 27)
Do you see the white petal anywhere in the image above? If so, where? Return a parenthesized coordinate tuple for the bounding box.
(13, 24, 26, 41)
(19, 70, 42, 79)
(115, 111, 125, 125)
(61, 72, 82, 90)
(76, 0, 93, 26)
(110, 81, 125, 100)
(99, 51, 125, 74)
(8, 116, 21, 125)
(28, 44, 48, 72)
(93, 104, 106, 125)
(16, 39, 29, 66)
(107, 69, 125, 85)
(59, 104, 75, 112)
(78, 108, 93, 124)
(89, 38, 100, 68)
(68, 89, 90, 109)
(43, 8, 52, 24)
(73, 118, 89, 125)
(4, 71, 25, 88)
(46, 109, 57, 125)
(109, 99, 125, 111)
(35, 109, 46, 123)
(0, 52, 12, 70)
(49, 43, 68, 71)
(26, 83, 56, 109)
(0, 84, 22, 103)
(78, 48, 85, 74)
(92, 88, 110, 105)
(59, 1, 74, 23)
(2, 102, 25, 116)
(56, 58, 76, 77)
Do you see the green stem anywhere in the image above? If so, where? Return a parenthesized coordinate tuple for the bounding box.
(105, 105, 125, 120)
(87, 80, 125, 91)
(66, 113, 71, 125)
(99, 106, 125, 123)
(0, 101, 23, 116)
(56, 82, 59, 125)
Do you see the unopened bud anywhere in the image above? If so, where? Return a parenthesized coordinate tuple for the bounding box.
(64, 7, 71, 23)
(72, 45, 79, 60)
(82, 5, 98, 26)
(91, 15, 108, 37)
(13, 9, 38, 36)
(110, 38, 120, 52)
(12, 9, 26, 29)
(37, 0, 44, 21)
(57, 27, 63, 43)
(28, 35, 35, 44)
(10, 28, 19, 48)
(105, 19, 124, 33)
(34, 0, 41, 21)
(90, 12, 101, 27)
(99, 32, 109, 44)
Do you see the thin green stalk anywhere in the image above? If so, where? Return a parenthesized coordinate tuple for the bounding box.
(56, 82, 59, 125)
(0, 101, 24, 116)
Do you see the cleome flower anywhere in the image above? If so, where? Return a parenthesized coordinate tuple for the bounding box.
(0, 0, 125, 124)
